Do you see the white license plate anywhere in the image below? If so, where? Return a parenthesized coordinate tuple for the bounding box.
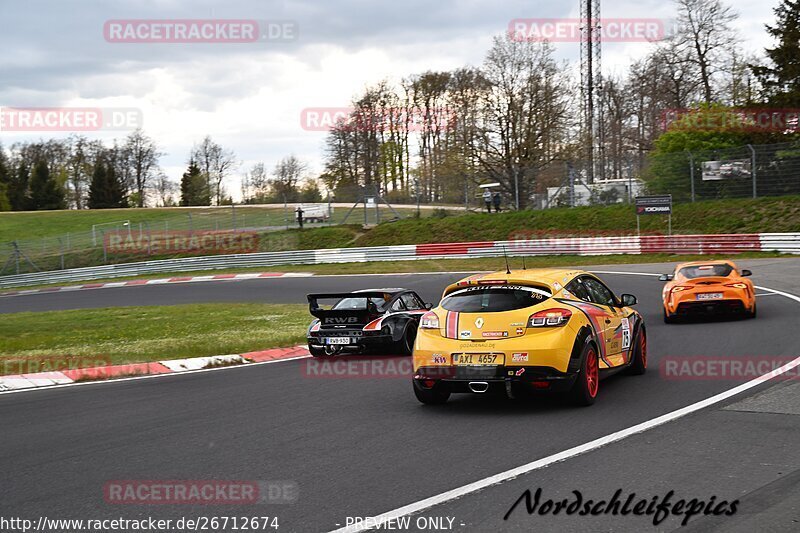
(696, 293, 723, 300)
(326, 337, 351, 345)
(453, 353, 504, 366)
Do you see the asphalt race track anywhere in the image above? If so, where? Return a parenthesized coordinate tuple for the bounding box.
(2, 260, 799, 532)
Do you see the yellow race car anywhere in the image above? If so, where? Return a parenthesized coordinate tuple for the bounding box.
(412, 269, 646, 406)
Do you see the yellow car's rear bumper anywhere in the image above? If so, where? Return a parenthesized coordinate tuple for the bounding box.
(412, 322, 581, 374)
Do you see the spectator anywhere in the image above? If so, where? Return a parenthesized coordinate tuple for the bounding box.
(296, 206, 304, 228)
(493, 192, 502, 213)
(482, 189, 492, 213)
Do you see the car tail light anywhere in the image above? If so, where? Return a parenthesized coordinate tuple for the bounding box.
(671, 285, 691, 293)
(725, 283, 748, 289)
(310, 321, 320, 332)
(363, 318, 382, 331)
(420, 311, 440, 329)
(528, 308, 572, 327)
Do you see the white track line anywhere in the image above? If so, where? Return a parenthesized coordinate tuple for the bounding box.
(0, 353, 311, 397)
(328, 280, 800, 533)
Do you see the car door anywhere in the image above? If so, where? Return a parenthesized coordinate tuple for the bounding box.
(580, 276, 628, 366)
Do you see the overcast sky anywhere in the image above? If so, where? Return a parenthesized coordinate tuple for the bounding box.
(0, 0, 780, 200)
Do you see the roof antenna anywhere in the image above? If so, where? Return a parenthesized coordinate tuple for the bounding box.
(502, 245, 511, 275)
(522, 255, 527, 270)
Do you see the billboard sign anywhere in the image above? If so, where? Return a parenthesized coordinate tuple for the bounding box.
(635, 195, 672, 215)
(701, 159, 752, 181)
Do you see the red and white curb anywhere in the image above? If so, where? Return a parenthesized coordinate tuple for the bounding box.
(0, 345, 310, 393)
(0, 272, 313, 298)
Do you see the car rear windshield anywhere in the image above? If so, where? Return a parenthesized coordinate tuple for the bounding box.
(441, 285, 551, 313)
(679, 264, 734, 279)
(332, 296, 389, 311)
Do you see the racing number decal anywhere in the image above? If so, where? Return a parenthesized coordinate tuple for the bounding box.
(621, 317, 631, 351)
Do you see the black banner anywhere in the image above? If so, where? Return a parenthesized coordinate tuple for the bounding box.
(635, 195, 672, 215)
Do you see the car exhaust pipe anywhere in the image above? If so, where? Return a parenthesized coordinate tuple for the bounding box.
(468, 381, 489, 393)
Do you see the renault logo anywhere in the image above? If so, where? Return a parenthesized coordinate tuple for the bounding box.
(475, 317, 484, 329)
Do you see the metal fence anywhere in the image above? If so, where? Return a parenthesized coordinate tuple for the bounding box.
(646, 141, 800, 203)
(0, 201, 459, 276)
(2, 232, 798, 290)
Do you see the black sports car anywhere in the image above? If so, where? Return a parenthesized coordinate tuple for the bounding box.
(306, 288, 431, 357)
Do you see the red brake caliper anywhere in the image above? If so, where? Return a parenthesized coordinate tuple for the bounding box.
(586, 349, 598, 397)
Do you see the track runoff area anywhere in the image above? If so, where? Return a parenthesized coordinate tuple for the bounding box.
(1, 261, 799, 532)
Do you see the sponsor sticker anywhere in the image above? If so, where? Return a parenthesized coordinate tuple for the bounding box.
(512, 352, 529, 362)
(459, 330, 471, 339)
(482, 331, 509, 338)
(621, 317, 631, 350)
(515, 327, 524, 335)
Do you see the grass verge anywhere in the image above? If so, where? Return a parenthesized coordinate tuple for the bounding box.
(0, 303, 309, 375)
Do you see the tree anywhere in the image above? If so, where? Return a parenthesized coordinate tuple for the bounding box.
(106, 164, 126, 208)
(65, 135, 92, 209)
(673, 0, 739, 104)
(190, 136, 237, 205)
(180, 160, 209, 206)
(0, 145, 9, 211)
(87, 159, 126, 209)
(472, 35, 572, 208)
(27, 160, 65, 210)
(88, 161, 109, 209)
(299, 179, 323, 203)
(0, 184, 9, 211)
(153, 173, 178, 207)
(242, 162, 270, 203)
(271, 155, 308, 201)
(7, 161, 29, 211)
(124, 129, 162, 207)
(105, 141, 132, 200)
(751, 0, 800, 106)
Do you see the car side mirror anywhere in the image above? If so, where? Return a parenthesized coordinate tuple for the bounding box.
(425, 303, 433, 310)
(620, 294, 638, 307)
(741, 269, 752, 277)
(658, 274, 673, 282)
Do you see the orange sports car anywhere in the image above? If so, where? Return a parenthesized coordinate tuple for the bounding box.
(660, 260, 756, 323)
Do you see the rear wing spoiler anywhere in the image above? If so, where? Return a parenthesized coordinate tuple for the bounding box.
(442, 281, 553, 298)
(307, 292, 392, 322)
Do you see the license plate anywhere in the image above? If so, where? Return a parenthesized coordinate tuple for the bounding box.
(453, 353, 504, 366)
(326, 337, 351, 345)
(696, 293, 723, 300)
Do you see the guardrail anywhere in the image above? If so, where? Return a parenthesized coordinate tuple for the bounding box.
(1, 233, 798, 289)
